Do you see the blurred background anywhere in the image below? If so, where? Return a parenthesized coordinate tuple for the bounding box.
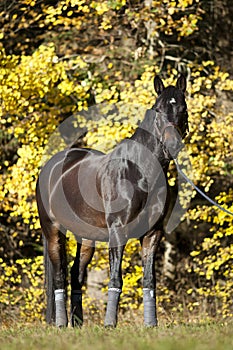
(0, 0, 232, 325)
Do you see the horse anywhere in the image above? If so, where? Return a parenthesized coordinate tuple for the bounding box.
(36, 74, 189, 328)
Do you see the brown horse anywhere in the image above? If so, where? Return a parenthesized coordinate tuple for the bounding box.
(36, 75, 189, 327)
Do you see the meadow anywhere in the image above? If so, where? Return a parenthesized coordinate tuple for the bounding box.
(0, 320, 232, 350)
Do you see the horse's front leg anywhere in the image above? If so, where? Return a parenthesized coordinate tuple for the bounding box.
(104, 242, 125, 328)
(141, 229, 163, 327)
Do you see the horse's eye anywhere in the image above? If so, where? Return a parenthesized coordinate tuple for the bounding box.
(178, 106, 186, 113)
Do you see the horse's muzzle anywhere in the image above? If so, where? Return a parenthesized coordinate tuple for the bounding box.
(163, 126, 183, 159)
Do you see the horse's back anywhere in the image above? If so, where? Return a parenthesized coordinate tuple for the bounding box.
(38, 147, 104, 192)
(36, 147, 110, 241)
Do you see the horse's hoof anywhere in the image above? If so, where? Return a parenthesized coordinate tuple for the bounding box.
(144, 322, 158, 328)
(104, 324, 116, 329)
(104, 319, 117, 329)
(56, 322, 68, 328)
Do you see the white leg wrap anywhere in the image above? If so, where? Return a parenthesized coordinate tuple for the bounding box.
(143, 288, 157, 327)
(104, 288, 121, 328)
(54, 289, 68, 327)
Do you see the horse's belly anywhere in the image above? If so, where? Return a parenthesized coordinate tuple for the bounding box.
(50, 176, 109, 241)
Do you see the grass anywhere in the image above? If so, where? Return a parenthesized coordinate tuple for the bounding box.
(0, 320, 232, 350)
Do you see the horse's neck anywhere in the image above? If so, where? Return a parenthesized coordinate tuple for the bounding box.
(105, 110, 169, 173)
(131, 127, 158, 153)
(130, 110, 165, 162)
(108, 110, 170, 173)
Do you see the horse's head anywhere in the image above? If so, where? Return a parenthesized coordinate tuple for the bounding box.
(152, 75, 189, 159)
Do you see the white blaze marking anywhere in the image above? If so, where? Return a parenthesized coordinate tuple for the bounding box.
(170, 97, 176, 104)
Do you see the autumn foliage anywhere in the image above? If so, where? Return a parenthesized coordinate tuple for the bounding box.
(0, 0, 232, 323)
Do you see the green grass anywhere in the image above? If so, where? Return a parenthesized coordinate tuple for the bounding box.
(0, 321, 232, 350)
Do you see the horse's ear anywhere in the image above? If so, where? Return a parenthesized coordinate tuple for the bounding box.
(176, 74, 186, 92)
(154, 76, 165, 95)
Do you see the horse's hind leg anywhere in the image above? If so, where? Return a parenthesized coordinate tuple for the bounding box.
(43, 222, 68, 327)
(70, 239, 95, 327)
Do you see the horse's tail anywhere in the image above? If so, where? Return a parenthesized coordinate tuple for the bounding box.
(43, 235, 55, 324)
